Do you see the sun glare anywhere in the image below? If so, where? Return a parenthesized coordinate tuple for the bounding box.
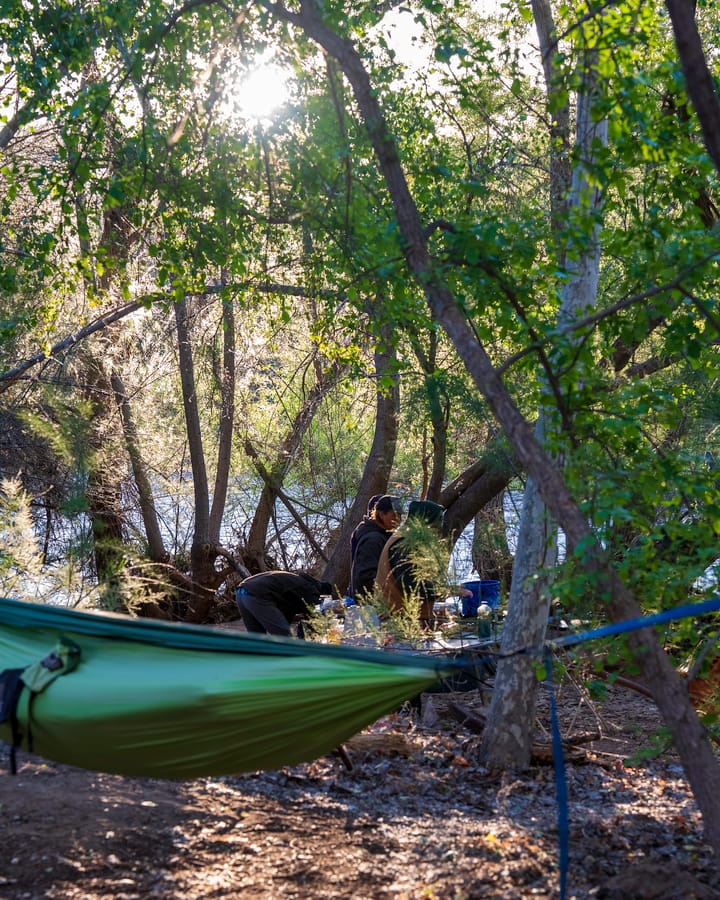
(222, 53, 291, 126)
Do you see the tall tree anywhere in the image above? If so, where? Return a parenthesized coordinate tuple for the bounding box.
(481, 9, 608, 767)
(322, 335, 400, 593)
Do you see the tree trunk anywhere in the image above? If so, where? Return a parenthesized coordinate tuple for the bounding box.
(440, 445, 517, 548)
(68, 65, 127, 604)
(664, 0, 720, 174)
(481, 23, 607, 770)
(409, 330, 448, 502)
(480, 474, 558, 768)
(76, 348, 128, 609)
(530, 0, 571, 261)
(322, 338, 400, 593)
(174, 296, 215, 622)
(86, 462, 125, 602)
(244, 355, 346, 572)
(111, 371, 167, 563)
(208, 293, 236, 546)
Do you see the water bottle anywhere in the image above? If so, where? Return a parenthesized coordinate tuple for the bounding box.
(477, 601, 492, 639)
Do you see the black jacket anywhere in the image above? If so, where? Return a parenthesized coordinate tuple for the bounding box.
(349, 520, 393, 600)
(237, 571, 326, 621)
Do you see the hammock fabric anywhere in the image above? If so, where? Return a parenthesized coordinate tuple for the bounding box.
(0, 597, 456, 779)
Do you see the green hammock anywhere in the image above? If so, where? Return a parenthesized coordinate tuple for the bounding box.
(0, 597, 456, 779)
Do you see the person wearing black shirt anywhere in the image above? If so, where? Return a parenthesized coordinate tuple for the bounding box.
(348, 495, 403, 602)
(236, 571, 333, 636)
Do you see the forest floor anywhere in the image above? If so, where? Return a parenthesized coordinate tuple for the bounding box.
(0, 669, 718, 899)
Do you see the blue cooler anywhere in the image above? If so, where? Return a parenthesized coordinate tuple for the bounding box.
(461, 579, 500, 616)
(480, 579, 500, 608)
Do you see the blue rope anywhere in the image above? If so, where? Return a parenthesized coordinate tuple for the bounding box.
(537, 595, 720, 899)
(544, 650, 568, 900)
(549, 595, 720, 650)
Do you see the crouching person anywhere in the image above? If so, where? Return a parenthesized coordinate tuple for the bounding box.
(236, 571, 333, 637)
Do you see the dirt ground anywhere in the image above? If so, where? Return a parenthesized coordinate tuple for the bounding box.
(0, 677, 718, 900)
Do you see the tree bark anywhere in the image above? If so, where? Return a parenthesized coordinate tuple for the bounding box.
(208, 294, 236, 546)
(409, 330, 448, 502)
(481, 26, 607, 769)
(174, 296, 215, 622)
(664, 0, 720, 174)
(78, 348, 127, 608)
(243, 354, 346, 572)
(530, 0, 571, 260)
(243, 437, 330, 570)
(440, 445, 518, 546)
(481, 467, 558, 767)
(322, 337, 400, 593)
(111, 371, 168, 563)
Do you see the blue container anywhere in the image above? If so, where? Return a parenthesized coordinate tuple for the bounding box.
(461, 579, 500, 616)
(480, 579, 500, 608)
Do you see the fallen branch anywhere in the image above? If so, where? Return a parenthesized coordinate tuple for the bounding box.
(445, 700, 487, 733)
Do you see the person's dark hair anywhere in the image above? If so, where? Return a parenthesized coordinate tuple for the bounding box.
(374, 495, 403, 515)
(319, 581, 333, 595)
(366, 494, 383, 514)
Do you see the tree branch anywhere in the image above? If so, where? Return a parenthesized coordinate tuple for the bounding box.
(0, 300, 143, 395)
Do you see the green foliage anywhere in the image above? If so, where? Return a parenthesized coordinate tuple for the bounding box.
(624, 726, 673, 765)
(0, 477, 99, 607)
(400, 516, 453, 593)
(0, 479, 44, 592)
(586, 678, 608, 701)
(0, 473, 174, 610)
(363, 589, 429, 644)
(21, 398, 95, 505)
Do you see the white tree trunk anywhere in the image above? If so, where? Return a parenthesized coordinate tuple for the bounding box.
(480, 39, 607, 768)
(480, 472, 558, 766)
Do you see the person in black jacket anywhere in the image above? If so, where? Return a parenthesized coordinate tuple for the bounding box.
(349, 495, 403, 602)
(236, 571, 333, 636)
(349, 494, 384, 561)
